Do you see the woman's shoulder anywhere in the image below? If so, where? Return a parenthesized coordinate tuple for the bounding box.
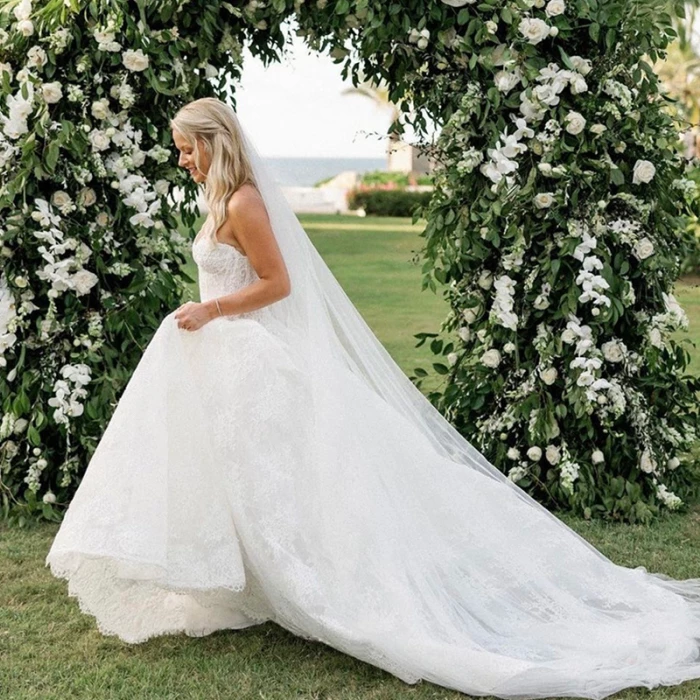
(227, 182, 262, 213)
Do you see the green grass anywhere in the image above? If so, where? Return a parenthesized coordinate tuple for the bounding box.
(2, 214, 700, 700)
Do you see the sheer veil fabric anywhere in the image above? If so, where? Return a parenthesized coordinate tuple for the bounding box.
(45, 106, 700, 700)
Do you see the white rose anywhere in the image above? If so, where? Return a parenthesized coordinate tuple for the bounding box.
(503, 342, 516, 354)
(549, 26, 559, 36)
(561, 328, 576, 344)
(51, 190, 71, 208)
(545, 0, 566, 17)
(41, 81, 63, 104)
(539, 367, 557, 385)
(458, 326, 471, 342)
(494, 69, 521, 93)
(569, 74, 588, 94)
(96, 211, 110, 227)
(519, 18, 551, 44)
(481, 348, 502, 368)
(590, 124, 607, 135)
(154, 179, 170, 196)
(507, 447, 520, 460)
(649, 327, 663, 348)
(632, 159, 656, 185)
(633, 237, 654, 260)
(527, 446, 542, 461)
(534, 294, 550, 310)
(447, 352, 459, 366)
(42, 490, 57, 504)
(564, 111, 586, 135)
(17, 19, 34, 36)
(91, 98, 111, 119)
(13, 275, 28, 288)
(601, 340, 625, 363)
(12, 418, 28, 435)
(78, 187, 97, 207)
(545, 445, 560, 465)
(89, 129, 111, 151)
(72, 269, 99, 295)
(534, 192, 554, 209)
(591, 450, 605, 464)
(462, 308, 478, 324)
(570, 55, 592, 76)
(485, 20, 498, 34)
(122, 49, 149, 72)
(667, 457, 680, 471)
(27, 45, 47, 68)
(477, 270, 493, 289)
(639, 449, 656, 474)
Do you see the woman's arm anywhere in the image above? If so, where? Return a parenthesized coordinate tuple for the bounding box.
(174, 187, 291, 331)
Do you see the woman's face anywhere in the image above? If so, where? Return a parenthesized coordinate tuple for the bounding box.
(172, 128, 210, 183)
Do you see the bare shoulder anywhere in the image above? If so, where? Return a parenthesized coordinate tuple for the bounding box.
(226, 183, 266, 220)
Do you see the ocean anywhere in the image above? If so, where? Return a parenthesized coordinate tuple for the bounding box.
(262, 156, 387, 187)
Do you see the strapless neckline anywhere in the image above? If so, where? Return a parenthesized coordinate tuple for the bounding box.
(193, 217, 247, 258)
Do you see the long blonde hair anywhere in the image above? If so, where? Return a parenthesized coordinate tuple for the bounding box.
(170, 97, 258, 242)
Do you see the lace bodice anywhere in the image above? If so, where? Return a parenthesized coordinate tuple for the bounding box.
(191, 217, 271, 324)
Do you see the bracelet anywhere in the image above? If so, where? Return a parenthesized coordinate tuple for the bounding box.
(215, 299, 223, 317)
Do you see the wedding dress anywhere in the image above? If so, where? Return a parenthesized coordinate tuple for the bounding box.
(46, 110, 700, 700)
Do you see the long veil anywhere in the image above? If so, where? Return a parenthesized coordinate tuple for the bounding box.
(227, 108, 700, 699)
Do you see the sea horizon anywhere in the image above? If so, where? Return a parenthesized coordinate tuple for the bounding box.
(262, 156, 387, 187)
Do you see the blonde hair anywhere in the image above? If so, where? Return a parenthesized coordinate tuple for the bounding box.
(170, 97, 258, 242)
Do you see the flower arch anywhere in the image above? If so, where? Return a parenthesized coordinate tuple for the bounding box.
(0, 0, 697, 523)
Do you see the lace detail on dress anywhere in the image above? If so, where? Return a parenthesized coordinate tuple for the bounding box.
(192, 217, 272, 325)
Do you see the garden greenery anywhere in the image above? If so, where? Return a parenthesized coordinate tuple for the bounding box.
(0, 0, 697, 524)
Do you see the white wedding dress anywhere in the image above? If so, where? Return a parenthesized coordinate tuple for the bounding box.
(45, 216, 700, 700)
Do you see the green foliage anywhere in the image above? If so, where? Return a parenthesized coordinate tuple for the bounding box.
(0, 0, 697, 523)
(348, 189, 432, 217)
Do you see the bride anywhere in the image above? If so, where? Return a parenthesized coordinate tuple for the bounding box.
(45, 97, 700, 700)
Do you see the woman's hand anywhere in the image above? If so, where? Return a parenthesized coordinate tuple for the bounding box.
(174, 301, 215, 332)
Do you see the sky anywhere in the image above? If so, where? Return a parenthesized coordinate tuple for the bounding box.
(230, 27, 394, 159)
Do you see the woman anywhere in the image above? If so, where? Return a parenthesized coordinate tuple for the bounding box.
(45, 97, 700, 700)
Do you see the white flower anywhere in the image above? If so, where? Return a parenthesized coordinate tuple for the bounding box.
(447, 352, 459, 366)
(42, 490, 56, 504)
(122, 49, 149, 72)
(601, 339, 625, 363)
(632, 159, 656, 185)
(633, 237, 654, 260)
(26, 45, 47, 68)
(89, 129, 111, 152)
(78, 187, 97, 207)
(507, 447, 520, 460)
(590, 124, 607, 135)
(534, 294, 550, 310)
(485, 20, 498, 34)
(649, 327, 663, 348)
(591, 450, 605, 464)
(503, 342, 516, 354)
(441, 0, 476, 5)
(569, 74, 588, 94)
(462, 307, 478, 324)
(539, 367, 557, 385)
(17, 19, 34, 36)
(667, 457, 680, 471)
(639, 449, 656, 474)
(527, 446, 542, 461)
(41, 81, 63, 104)
(534, 192, 554, 208)
(477, 270, 493, 289)
(91, 98, 111, 120)
(494, 69, 522, 93)
(545, 445, 560, 465)
(13, 0, 32, 20)
(545, 0, 566, 17)
(51, 190, 72, 209)
(570, 55, 592, 76)
(564, 111, 586, 135)
(519, 18, 551, 44)
(458, 326, 471, 342)
(72, 269, 98, 295)
(481, 348, 502, 368)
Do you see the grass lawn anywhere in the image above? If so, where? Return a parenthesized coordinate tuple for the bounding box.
(2, 214, 700, 700)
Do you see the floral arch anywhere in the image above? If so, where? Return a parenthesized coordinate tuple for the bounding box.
(0, 0, 698, 524)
